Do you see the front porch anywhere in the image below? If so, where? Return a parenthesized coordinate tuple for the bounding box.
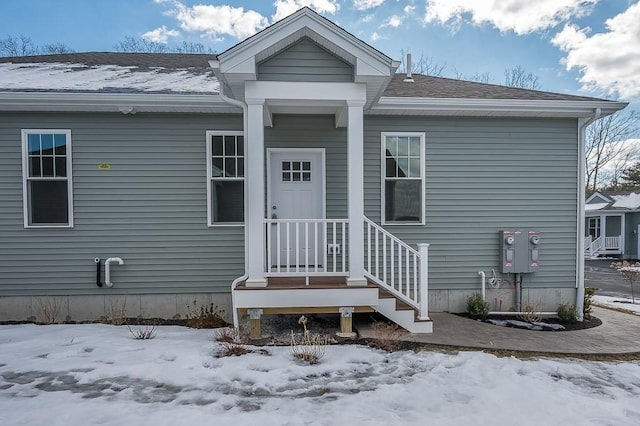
(584, 214, 624, 259)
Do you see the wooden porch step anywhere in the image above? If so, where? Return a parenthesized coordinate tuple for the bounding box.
(378, 288, 416, 311)
(237, 277, 377, 290)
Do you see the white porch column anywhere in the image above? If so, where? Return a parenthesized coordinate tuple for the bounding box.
(346, 100, 367, 286)
(245, 98, 267, 287)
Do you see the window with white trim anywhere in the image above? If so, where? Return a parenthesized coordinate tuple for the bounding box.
(206, 131, 244, 225)
(382, 132, 425, 224)
(21, 130, 74, 227)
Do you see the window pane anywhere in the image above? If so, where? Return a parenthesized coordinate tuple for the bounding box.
(409, 158, 420, 178)
(282, 172, 290, 181)
(55, 157, 67, 177)
(212, 180, 244, 222)
(28, 134, 40, 155)
(282, 161, 290, 171)
(397, 137, 409, 156)
(292, 172, 301, 181)
(54, 134, 67, 155)
(396, 158, 409, 178)
(42, 156, 54, 176)
(212, 136, 223, 156)
(237, 136, 244, 155)
(292, 161, 301, 171)
(386, 157, 397, 178)
(303, 172, 311, 181)
(29, 180, 68, 225)
(237, 158, 244, 177)
(224, 136, 236, 156)
(225, 158, 236, 177)
(41, 134, 54, 154)
(385, 138, 397, 157)
(385, 180, 421, 222)
(302, 161, 311, 171)
(212, 157, 223, 177)
(409, 137, 420, 156)
(29, 157, 41, 177)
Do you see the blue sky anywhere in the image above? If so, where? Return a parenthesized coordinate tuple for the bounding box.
(0, 0, 639, 108)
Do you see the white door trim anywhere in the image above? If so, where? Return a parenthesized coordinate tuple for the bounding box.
(266, 148, 327, 220)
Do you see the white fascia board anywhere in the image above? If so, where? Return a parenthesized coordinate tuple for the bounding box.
(370, 97, 628, 118)
(0, 92, 237, 113)
(245, 81, 366, 103)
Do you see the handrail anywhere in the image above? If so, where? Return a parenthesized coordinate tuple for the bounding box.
(363, 217, 429, 320)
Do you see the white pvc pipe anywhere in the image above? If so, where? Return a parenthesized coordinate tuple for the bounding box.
(478, 271, 486, 301)
(104, 257, 124, 288)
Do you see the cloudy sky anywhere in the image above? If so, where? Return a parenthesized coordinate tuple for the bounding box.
(1, 0, 639, 108)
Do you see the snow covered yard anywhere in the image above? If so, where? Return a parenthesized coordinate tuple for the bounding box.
(594, 295, 640, 315)
(1, 324, 640, 426)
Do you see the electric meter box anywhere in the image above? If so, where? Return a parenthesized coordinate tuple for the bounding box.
(499, 230, 540, 273)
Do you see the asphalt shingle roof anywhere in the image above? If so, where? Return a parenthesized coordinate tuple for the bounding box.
(0, 52, 216, 69)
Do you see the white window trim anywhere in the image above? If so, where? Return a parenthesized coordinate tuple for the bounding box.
(206, 130, 245, 227)
(21, 129, 74, 228)
(380, 131, 425, 226)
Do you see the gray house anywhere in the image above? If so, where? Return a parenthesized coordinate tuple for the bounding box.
(585, 190, 640, 259)
(0, 8, 626, 332)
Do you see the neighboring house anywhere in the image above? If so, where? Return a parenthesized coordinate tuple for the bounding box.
(0, 8, 627, 332)
(585, 191, 640, 260)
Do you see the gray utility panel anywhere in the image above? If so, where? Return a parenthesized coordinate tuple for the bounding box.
(499, 230, 540, 273)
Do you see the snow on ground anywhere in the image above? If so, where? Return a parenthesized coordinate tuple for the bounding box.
(594, 295, 640, 315)
(1, 324, 640, 426)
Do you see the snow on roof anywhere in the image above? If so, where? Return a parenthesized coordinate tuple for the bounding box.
(610, 193, 640, 209)
(585, 202, 609, 211)
(0, 62, 219, 94)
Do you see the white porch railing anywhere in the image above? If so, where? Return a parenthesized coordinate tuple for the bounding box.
(605, 236, 622, 250)
(364, 217, 429, 320)
(265, 218, 348, 277)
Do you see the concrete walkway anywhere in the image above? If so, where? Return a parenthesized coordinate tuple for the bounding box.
(357, 307, 640, 356)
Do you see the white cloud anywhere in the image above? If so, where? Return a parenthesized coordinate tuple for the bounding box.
(382, 15, 403, 28)
(552, 3, 640, 100)
(424, 0, 598, 35)
(142, 26, 180, 43)
(353, 0, 385, 11)
(272, 0, 340, 21)
(361, 14, 374, 23)
(371, 31, 383, 41)
(161, 1, 268, 40)
(404, 5, 416, 15)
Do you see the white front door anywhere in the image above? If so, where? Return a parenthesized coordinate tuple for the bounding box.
(268, 149, 324, 268)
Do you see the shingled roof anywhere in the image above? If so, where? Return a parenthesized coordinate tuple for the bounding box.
(0, 52, 215, 69)
(384, 73, 607, 102)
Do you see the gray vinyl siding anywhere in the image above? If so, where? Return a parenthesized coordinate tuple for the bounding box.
(363, 116, 579, 291)
(0, 112, 244, 296)
(625, 213, 640, 259)
(265, 114, 347, 218)
(258, 38, 353, 82)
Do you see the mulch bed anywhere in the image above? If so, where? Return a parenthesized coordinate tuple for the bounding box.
(455, 313, 602, 331)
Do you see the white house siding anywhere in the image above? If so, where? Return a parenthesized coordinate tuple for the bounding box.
(0, 112, 244, 321)
(363, 116, 579, 311)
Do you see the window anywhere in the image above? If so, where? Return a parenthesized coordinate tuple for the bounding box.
(21, 130, 73, 227)
(206, 131, 244, 225)
(381, 132, 425, 224)
(281, 160, 311, 182)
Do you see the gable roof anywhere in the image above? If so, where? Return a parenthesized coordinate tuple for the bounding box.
(585, 191, 640, 212)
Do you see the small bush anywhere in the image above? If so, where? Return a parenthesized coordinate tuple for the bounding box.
(583, 287, 596, 320)
(557, 303, 578, 324)
(290, 316, 327, 365)
(369, 320, 404, 352)
(127, 322, 158, 340)
(185, 301, 227, 329)
(518, 303, 542, 324)
(466, 293, 489, 320)
(37, 297, 62, 324)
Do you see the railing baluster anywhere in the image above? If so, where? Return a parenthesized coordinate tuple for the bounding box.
(286, 222, 290, 273)
(276, 221, 281, 273)
(383, 232, 387, 284)
(295, 222, 300, 273)
(314, 221, 318, 273)
(406, 247, 410, 300)
(413, 252, 418, 302)
(304, 222, 309, 274)
(341, 221, 346, 273)
(332, 222, 337, 273)
(398, 241, 403, 294)
(267, 221, 272, 273)
(375, 228, 379, 278)
(390, 237, 394, 290)
(367, 221, 371, 273)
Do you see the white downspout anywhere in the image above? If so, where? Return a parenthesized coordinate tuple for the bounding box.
(209, 60, 249, 327)
(577, 108, 601, 321)
(104, 257, 124, 288)
(478, 270, 486, 301)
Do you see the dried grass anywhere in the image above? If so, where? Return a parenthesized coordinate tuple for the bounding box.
(290, 316, 328, 365)
(369, 320, 404, 351)
(37, 297, 62, 324)
(106, 297, 127, 325)
(215, 326, 251, 357)
(518, 303, 543, 324)
(126, 322, 158, 340)
(185, 301, 227, 329)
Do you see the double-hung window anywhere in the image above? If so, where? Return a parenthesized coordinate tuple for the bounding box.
(382, 132, 425, 224)
(206, 131, 244, 225)
(21, 129, 74, 227)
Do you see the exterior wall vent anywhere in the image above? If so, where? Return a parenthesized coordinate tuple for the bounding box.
(403, 53, 414, 83)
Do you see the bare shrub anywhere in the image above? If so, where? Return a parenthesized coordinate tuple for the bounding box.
(215, 326, 251, 357)
(611, 261, 640, 303)
(518, 303, 542, 324)
(219, 341, 250, 357)
(186, 301, 228, 329)
(369, 320, 404, 351)
(290, 316, 328, 365)
(106, 297, 127, 325)
(37, 297, 62, 324)
(126, 322, 158, 340)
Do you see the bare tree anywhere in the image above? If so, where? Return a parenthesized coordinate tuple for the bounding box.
(398, 50, 445, 76)
(114, 36, 169, 53)
(453, 68, 491, 83)
(41, 42, 74, 54)
(174, 41, 215, 54)
(586, 110, 640, 190)
(0, 35, 38, 56)
(504, 65, 540, 90)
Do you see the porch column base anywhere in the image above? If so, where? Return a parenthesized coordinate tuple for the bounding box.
(337, 307, 356, 338)
(248, 309, 263, 340)
(245, 278, 268, 288)
(346, 277, 367, 286)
